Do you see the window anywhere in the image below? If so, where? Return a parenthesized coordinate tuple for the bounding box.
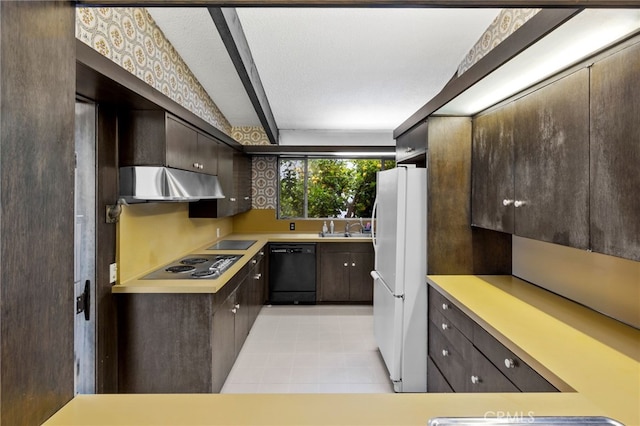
(278, 158, 395, 219)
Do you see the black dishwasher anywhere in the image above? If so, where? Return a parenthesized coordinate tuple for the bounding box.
(268, 243, 316, 304)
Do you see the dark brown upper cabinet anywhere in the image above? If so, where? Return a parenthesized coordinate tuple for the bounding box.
(472, 69, 590, 250)
(189, 144, 252, 218)
(120, 110, 219, 175)
(396, 119, 428, 164)
(471, 103, 516, 234)
(590, 41, 640, 262)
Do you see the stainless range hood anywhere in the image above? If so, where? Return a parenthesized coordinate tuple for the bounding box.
(119, 166, 225, 203)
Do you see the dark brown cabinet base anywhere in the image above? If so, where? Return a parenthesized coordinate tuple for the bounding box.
(317, 243, 374, 303)
(117, 250, 265, 393)
(428, 286, 558, 393)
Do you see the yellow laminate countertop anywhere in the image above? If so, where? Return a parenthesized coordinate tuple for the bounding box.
(48, 274, 639, 425)
(112, 233, 372, 294)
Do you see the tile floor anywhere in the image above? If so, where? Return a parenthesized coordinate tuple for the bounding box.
(221, 304, 394, 394)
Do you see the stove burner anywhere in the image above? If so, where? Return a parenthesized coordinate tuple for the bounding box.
(191, 270, 217, 278)
(180, 258, 209, 265)
(165, 265, 196, 273)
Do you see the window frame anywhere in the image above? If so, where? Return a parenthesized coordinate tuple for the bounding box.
(277, 156, 395, 220)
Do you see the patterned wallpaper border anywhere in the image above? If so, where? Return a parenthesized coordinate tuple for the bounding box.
(457, 8, 541, 76)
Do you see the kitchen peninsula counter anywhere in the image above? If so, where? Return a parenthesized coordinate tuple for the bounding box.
(112, 232, 372, 294)
(49, 274, 638, 425)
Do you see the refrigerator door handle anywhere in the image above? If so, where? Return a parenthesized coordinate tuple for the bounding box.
(371, 196, 378, 255)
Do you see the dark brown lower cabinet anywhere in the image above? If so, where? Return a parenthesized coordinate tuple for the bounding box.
(427, 286, 558, 393)
(317, 242, 374, 303)
(118, 250, 266, 393)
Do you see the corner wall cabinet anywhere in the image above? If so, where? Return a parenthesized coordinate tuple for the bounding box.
(117, 250, 265, 394)
(317, 243, 374, 303)
(427, 286, 558, 393)
(472, 68, 590, 250)
(189, 144, 252, 218)
(119, 110, 219, 175)
(396, 119, 428, 164)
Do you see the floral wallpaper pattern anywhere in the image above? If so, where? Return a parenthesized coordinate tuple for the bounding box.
(232, 126, 271, 145)
(75, 7, 233, 136)
(252, 157, 278, 209)
(457, 8, 541, 76)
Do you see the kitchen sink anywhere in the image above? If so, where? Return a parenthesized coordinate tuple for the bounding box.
(319, 232, 372, 238)
(428, 417, 623, 426)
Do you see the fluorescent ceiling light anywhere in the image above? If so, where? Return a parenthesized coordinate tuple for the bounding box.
(437, 9, 640, 116)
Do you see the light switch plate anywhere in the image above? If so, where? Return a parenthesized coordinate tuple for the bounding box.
(109, 263, 117, 284)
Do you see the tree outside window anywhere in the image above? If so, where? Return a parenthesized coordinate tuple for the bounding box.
(279, 158, 395, 219)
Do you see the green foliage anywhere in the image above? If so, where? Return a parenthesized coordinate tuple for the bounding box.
(279, 158, 395, 219)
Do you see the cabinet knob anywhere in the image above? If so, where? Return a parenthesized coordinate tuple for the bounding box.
(441, 323, 449, 330)
(231, 308, 237, 314)
(193, 162, 199, 168)
(199, 164, 204, 170)
(244, 196, 250, 200)
(254, 273, 262, 280)
(502, 199, 514, 206)
(235, 304, 240, 309)
(230, 198, 237, 202)
(471, 375, 480, 384)
(351, 262, 356, 267)
(406, 147, 414, 153)
(441, 349, 449, 357)
(344, 262, 348, 267)
(442, 303, 449, 310)
(252, 259, 257, 264)
(259, 251, 264, 256)
(514, 200, 526, 208)
(504, 358, 516, 369)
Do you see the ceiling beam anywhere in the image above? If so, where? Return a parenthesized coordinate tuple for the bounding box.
(77, 1, 640, 7)
(208, 8, 279, 145)
(242, 144, 395, 156)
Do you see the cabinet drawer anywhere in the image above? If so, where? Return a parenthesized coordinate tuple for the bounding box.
(428, 320, 468, 392)
(473, 322, 558, 392)
(429, 287, 474, 339)
(427, 356, 453, 393)
(430, 307, 474, 361)
(469, 343, 519, 392)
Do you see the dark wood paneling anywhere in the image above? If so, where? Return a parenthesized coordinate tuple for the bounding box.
(471, 103, 515, 233)
(590, 41, 640, 261)
(318, 252, 350, 301)
(0, 2, 76, 424)
(348, 251, 374, 302)
(513, 68, 590, 249)
(117, 294, 214, 393)
(95, 106, 119, 393)
(427, 117, 511, 275)
(427, 356, 453, 393)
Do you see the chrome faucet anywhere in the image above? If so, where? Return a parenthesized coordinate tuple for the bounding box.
(345, 219, 364, 236)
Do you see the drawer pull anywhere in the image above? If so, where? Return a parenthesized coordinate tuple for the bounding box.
(231, 308, 237, 314)
(235, 304, 240, 309)
(504, 358, 516, 369)
(441, 323, 449, 330)
(253, 273, 262, 280)
(470, 375, 480, 385)
(252, 259, 257, 264)
(259, 251, 264, 256)
(441, 349, 449, 357)
(344, 263, 348, 267)
(442, 303, 449, 310)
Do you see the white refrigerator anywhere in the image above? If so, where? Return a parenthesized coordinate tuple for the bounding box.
(370, 165, 427, 392)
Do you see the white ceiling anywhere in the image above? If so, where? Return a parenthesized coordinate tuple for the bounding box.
(148, 8, 500, 134)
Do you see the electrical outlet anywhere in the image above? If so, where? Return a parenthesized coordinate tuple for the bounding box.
(216, 228, 220, 238)
(109, 263, 117, 284)
(289, 222, 295, 231)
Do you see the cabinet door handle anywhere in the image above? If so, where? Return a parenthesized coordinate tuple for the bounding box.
(259, 251, 264, 256)
(230, 198, 237, 202)
(504, 358, 516, 369)
(471, 375, 480, 384)
(235, 304, 240, 309)
(244, 196, 250, 200)
(441, 323, 449, 330)
(514, 200, 526, 208)
(406, 147, 414, 153)
(254, 273, 262, 280)
(252, 259, 257, 264)
(442, 303, 449, 310)
(441, 349, 449, 357)
(351, 262, 356, 267)
(502, 199, 514, 206)
(199, 164, 204, 170)
(193, 162, 199, 168)
(344, 262, 348, 267)
(231, 308, 237, 314)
